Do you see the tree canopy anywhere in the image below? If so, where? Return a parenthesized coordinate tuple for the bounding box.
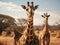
(0, 14, 15, 24)
(0, 14, 16, 35)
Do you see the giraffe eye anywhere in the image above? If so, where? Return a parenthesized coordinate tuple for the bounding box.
(26, 9, 28, 11)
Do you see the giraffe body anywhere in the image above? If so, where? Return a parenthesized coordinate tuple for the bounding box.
(39, 13, 50, 45)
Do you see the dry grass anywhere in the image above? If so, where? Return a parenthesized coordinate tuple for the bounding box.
(50, 30, 60, 45)
(50, 37, 60, 45)
(0, 36, 14, 45)
(0, 30, 60, 45)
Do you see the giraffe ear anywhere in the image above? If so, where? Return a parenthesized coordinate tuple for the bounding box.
(41, 15, 45, 18)
(47, 15, 50, 17)
(34, 5, 38, 10)
(21, 5, 26, 9)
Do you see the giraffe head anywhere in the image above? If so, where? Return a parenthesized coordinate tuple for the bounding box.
(21, 2, 38, 16)
(41, 13, 50, 25)
(41, 13, 50, 20)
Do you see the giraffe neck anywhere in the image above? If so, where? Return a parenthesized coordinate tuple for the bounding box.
(44, 18, 48, 32)
(26, 14, 34, 44)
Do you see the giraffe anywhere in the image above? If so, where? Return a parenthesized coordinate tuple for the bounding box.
(39, 13, 50, 45)
(21, 2, 39, 45)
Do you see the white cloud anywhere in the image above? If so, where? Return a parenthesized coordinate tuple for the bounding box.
(34, 18, 44, 25)
(0, 1, 60, 26)
(0, 1, 24, 12)
(0, 1, 26, 18)
(34, 10, 60, 25)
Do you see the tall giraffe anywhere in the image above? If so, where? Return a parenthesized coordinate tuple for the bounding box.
(21, 2, 39, 45)
(39, 13, 50, 45)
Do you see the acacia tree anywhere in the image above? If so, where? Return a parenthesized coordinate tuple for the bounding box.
(0, 14, 16, 35)
(17, 18, 27, 31)
(0, 14, 15, 24)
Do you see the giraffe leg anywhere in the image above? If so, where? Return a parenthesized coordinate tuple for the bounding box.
(14, 40, 17, 45)
(46, 39, 50, 45)
(39, 38, 41, 45)
(41, 39, 43, 45)
(18, 40, 22, 45)
(43, 39, 45, 45)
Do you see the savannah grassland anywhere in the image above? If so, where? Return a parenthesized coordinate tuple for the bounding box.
(50, 30, 60, 45)
(0, 29, 60, 45)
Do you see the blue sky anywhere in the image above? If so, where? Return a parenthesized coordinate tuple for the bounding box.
(0, 0, 60, 25)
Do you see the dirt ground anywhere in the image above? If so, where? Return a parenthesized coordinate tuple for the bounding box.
(50, 37, 60, 45)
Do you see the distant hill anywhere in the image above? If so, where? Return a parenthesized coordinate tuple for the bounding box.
(34, 25, 60, 30)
